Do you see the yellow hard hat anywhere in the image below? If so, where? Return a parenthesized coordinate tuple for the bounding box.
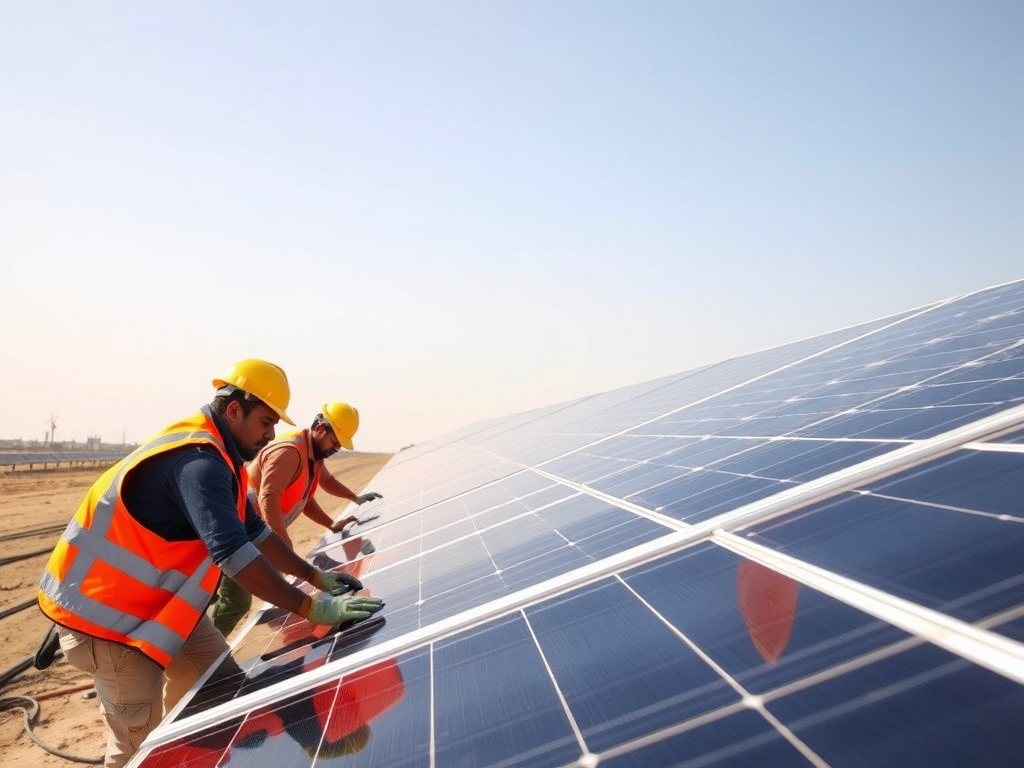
(321, 402, 359, 450)
(213, 359, 295, 425)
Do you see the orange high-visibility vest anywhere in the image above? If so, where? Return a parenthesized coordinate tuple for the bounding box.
(248, 429, 320, 528)
(37, 411, 248, 668)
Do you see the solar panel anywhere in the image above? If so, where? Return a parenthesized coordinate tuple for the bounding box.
(127, 279, 1024, 767)
(0, 450, 129, 466)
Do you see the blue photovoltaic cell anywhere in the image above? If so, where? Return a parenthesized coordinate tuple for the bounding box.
(707, 439, 896, 482)
(990, 425, 1024, 443)
(528, 578, 740, 751)
(433, 614, 579, 767)
(768, 643, 1024, 768)
(136, 281, 1024, 768)
(630, 469, 791, 522)
(586, 460, 690, 498)
(743, 450, 1024, 627)
(621, 543, 907, 693)
(599, 708, 812, 768)
(788, 401, 1012, 440)
(864, 447, 1024, 516)
(998, 614, 1024, 643)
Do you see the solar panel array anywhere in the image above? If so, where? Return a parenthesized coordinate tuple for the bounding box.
(129, 280, 1024, 767)
(0, 450, 130, 466)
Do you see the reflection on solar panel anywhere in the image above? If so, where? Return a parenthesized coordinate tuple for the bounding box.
(128, 280, 1024, 767)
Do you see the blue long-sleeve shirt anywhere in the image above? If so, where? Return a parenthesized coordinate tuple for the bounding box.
(120, 405, 271, 576)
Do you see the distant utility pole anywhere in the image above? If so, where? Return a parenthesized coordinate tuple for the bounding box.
(47, 413, 57, 445)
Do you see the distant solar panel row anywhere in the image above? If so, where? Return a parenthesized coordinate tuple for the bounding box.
(0, 450, 129, 465)
(129, 280, 1024, 768)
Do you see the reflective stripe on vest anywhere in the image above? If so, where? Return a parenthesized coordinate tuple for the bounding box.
(38, 411, 247, 668)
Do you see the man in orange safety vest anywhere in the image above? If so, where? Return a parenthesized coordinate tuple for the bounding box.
(37, 360, 384, 768)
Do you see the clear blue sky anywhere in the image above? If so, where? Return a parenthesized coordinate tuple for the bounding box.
(1, 1, 1021, 453)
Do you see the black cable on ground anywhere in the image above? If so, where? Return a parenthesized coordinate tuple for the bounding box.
(0, 597, 37, 621)
(2, 649, 104, 764)
(0, 654, 34, 688)
(0, 547, 52, 567)
(0, 524, 66, 544)
(0, 694, 103, 764)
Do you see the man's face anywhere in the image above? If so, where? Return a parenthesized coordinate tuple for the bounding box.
(312, 422, 342, 461)
(226, 401, 279, 461)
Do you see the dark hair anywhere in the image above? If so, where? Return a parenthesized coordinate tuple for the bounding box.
(211, 387, 261, 418)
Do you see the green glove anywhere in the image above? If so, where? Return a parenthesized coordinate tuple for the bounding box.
(310, 567, 363, 595)
(355, 491, 383, 505)
(305, 594, 384, 626)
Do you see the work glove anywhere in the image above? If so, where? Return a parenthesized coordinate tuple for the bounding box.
(305, 594, 384, 627)
(355, 491, 383, 505)
(310, 567, 363, 595)
(329, 515, 358, 533)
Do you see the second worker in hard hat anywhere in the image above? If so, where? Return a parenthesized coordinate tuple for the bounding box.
(210, 400, 384, 637)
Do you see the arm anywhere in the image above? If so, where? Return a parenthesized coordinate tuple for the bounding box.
(301, 495, 338, 530)
(254, 526, 318, 581)
(170, 449, 313, 615)
(229, 545, 379, 625)
(244, 485, 364, 599)
(314, 464, 358, 503)
(230, 552, 312, 616)
(255, 526, 365, 597)
(219, 525, 364, 617)
(317, 461, 384, 508)
(254, 444, 305, 550)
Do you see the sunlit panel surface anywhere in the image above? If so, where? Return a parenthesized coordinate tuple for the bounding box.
(129, 280, 1024, 767)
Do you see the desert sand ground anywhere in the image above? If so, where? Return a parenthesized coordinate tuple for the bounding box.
(0, 450, 392, 767)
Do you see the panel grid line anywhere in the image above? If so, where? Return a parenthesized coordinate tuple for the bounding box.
(617, 574, 833, 768)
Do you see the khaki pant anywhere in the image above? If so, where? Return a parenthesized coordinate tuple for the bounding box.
(58, 616, 240, 768)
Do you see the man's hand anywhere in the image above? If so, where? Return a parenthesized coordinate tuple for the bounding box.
(355, 491, 383, 505)
(310, 567, 363, 595)
(305, 594, 384, 626)
(329, 515, 358, 533)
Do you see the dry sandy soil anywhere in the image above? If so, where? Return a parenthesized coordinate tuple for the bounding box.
(0, 451, 392, 767)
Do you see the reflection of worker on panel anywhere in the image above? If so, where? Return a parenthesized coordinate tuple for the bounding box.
(152, 658, 405, 765)
(736, 561, 799, 663)
(312, 533, 377, 577)
(238, 533, 381, 669)
(253, 534, 380, 655)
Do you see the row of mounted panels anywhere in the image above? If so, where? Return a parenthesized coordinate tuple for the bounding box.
(132, 281, 1024, 767)
(138, 436, 1024, 766)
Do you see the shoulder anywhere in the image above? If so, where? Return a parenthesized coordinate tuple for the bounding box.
(166, 445, 233, 482)
(257, 440, 304, 467)
(125, 445, 231, 499)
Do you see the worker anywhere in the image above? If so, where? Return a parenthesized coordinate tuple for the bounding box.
(210, 401, 383, 637)
(36, 359, 385, 768)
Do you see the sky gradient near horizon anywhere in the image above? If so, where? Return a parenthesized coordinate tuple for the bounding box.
(2, 1, 1022, 453)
